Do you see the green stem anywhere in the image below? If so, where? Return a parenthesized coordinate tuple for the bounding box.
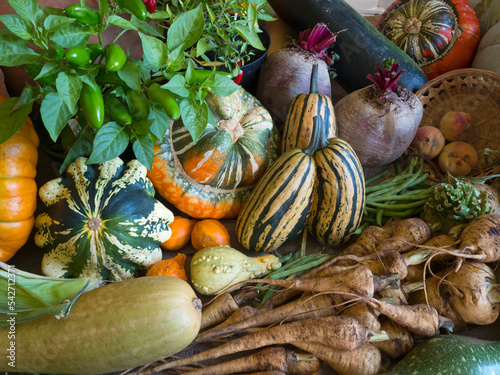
(403, 249, 432, 266)
(369, 330, 390, 343)
(402, 281, 424, 295)
(487, 283, 500, 304)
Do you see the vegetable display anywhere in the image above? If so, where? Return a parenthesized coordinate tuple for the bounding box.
(0, 95, 39, 262)
(34, 157, 174, 282)
(268, 0, 429, 93)
(335, 58, 423, 168)
(377, 0, 481, 80)
(148, 88, 280, 219)
(0, 276, 202, 374)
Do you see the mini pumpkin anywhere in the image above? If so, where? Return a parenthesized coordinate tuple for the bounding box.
(377, 0, 481, 80)
(34, 157, 174, 281)
(148, 88, 281, 219)
(0, 95, 39, 262)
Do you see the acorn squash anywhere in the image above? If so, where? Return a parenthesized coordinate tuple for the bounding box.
(34, 157, 174, 281)
(0, 95, 39, 262)
(377, 0, 481, 80)
(148, 87, 281, 219)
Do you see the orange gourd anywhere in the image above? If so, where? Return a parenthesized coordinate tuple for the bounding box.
(146, 253, 188, 281)
(191, 219, 231, 251)
(161, 216, 198, 251)
(0, 95, 39, 262)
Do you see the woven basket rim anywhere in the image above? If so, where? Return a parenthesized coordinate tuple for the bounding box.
(416, 68, 500, 97)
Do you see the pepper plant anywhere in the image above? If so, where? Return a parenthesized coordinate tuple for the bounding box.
(0, 0, 240, 172)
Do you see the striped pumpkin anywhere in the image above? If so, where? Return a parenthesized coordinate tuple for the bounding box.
(377, 0, 480, 80)
(34, 157, 174, 282)
(307, 138, 365, 246)
(148, 88, 281, 219)
(281, 64, 336, 153)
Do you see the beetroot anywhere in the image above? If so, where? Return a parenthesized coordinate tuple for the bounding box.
(256, 23, 337, 131)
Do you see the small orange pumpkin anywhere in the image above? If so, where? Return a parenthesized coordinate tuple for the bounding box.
(191, 219, 231, 251)
(161, 216, 198, 251)
(0, 95, 39, 261)
(146, 253, 188, 281)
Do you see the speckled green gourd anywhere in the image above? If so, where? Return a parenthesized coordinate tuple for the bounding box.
(190, 245, 282, 295)
(384, 334, 500, 374)
(34, 157, 174, 282)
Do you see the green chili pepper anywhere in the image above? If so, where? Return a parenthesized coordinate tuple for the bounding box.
(125, 89, 150, 120)
(25, 64, 57, 86)
(65, 47, 90, 68)
(117, 0, 148, 21)
(190, 69, 233, 84)
(147, 83, 180, 120)
(86, 43, 103, 63)
(64, 4, 100, 26)
(104, 43, 127, 72)
(48, 44, 64, 61)
(104, 95, 132, 125)
(80, 83, 105, 129)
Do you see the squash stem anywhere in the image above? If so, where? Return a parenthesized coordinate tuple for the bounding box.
(303, 115, 328, 155)
(309, 63, 319, 94)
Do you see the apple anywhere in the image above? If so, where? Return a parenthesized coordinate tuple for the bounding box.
(438, 141, 478, 176)
(411, 126, 446, 159)
(439, 111, 474, 142)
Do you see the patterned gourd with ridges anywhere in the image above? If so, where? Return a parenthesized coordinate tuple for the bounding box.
(307, 138, 366, 246)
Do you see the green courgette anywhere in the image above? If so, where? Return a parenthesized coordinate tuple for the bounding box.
(0, 276, 202, 374)
(267, 0, 428, 93)
(384, 334, 500, 374)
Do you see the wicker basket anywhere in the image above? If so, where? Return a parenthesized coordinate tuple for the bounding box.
(416, 68, 500, 177)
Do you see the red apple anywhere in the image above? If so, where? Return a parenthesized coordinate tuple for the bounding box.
(438, 141, 478, 176)
(439, 111, 474, 142)
(411, 126, 446, 159)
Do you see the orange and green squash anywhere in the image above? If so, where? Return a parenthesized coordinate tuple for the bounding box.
(0, 95, 39, 262)
(377, 0, 481, 80)
(148, 88, 281, 219)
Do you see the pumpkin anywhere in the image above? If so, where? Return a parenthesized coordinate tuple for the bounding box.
(236, 115, 365, 252)
(377, 0, 481, 80)
(34, 157, 174, 281)
(471, 21, 500, 74)
(148, 87, 281, 219)
(281, 63, 337, 153)
(0, 95, 39, 262)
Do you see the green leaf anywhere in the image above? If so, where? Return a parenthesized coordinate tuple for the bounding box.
(117, 61, 142, 91)
(163, 74, 189, 97)
(139, 33, 168, 68)
(8, 0, 43, 26)
(55, 72, 82, 111)
(50, 23, 90, 48)
(87, 122, 129, 164)
(149, 102, 171, 140)
(99, 0, 109, 18)
(0, 97, 34, 144)
(0, 34, 39, 66)
(59, 125, 94, 173)
(14, 86, 37, 112)
(107, 15, 138, 31)
(167, 44, 186, 72)
(234, 24, 265, 50)
(179, 98, 209, 143)
(210, 74, 240, 97)
(167, 5, 204, 51)
(43, 15, 75, 32)
(40, 92, 76, 142)
(36, 60, 61, 80)
(132, 134, 154, 170)
(195, 37, 217, 57)
(0, 15, 32, 40)
(131, 17, 163, 38)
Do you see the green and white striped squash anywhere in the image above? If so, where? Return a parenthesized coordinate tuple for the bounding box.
(236, 115, 365, 252)
(307, 137, 365, 246)
(34, 157, 174, 282)
(148, 87, 281, 219)
(281, 63, 337, 153)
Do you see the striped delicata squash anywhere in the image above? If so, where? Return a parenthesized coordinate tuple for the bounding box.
(148, 87, 281, 219)
(236, 115, 365, 252)
(34, 157, 174, 281)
